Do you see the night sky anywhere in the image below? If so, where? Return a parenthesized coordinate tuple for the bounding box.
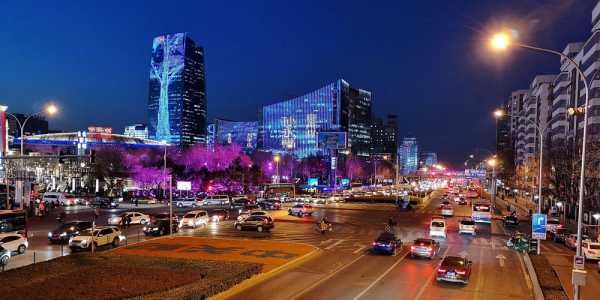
(0, 0, 595, 166)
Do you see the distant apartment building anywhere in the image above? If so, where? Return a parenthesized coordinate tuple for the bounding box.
(123, 124, 148, 139)
(371, 114, 398, 159)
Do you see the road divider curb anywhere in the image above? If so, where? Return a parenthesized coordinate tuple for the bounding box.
(209, 246, 322, 300)
(522, 253, 545, 300)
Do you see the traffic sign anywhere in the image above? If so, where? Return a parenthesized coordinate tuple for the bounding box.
(532, 213, 547, 240)
(574, 255, 585, 270)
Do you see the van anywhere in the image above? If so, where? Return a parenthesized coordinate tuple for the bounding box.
(43, 192, 66, 206)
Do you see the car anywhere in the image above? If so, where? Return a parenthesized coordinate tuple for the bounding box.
(42, 192, 66, 206)
(48, 221, 93, 243)
(582, 240, 600, 260)
(258, 199, 281, 210)
(503, 215, 519, 227)
(410, 238, 440, 259)
(231, 198, 251, 208)
(210, 209, 229, 222)
(237, 210, 270, 221)
(173, 198, 200, 208)
(69, 226, 125, 251)
(62, 194, 80, 206)
(288, 204, 313, 217)
(437, 256, 473, 284)
(458, 198, 468, 205)
(564, 234, 590, 250)
(429, 218, 447, 238)
(371, 232, 402, 255)
(179, 210, 209, 228)
(546, 218, 563, 233)
(459, 218, 476, 235)
(90, 197, 119, 208)
(0, 245, 10, 266)
(108, 212, 150, 225)
(152, 212, 179, 223)
(203, 195, 230, 206)
(549, 228, 569, 243)
(442, 200, 451, 206)
(0, 233, 28, 255)
(441, 205, 454, 217)
(143, 219, 179, 236)
(234, 215, 274, 232)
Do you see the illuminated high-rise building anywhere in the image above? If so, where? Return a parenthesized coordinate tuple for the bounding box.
(147, 33, 207, 146)
(399, 137, 418, 175)
(214, 118, 258, 152)
(261, 79, 371, 158)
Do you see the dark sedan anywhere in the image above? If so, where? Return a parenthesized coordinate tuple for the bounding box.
(259, 199, 281, 210)
(48, 221, 93, 244)
(371, 232, 402, 255)
(437, 256, 472, 284)
(143, 219, 179, 236)
(503, 215, 519, 227)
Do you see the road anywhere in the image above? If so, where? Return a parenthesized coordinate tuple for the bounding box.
(4, 192, 537, 300)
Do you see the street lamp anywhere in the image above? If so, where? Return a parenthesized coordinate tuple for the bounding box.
(6, 103, 59, 156)
(273, 155, 280, 183)
(487, 158, 498, 208)
(489, 30, 591, 298)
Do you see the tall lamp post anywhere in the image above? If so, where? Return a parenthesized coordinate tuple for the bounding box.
(273, 154, 280, 184)
(5, 104, 58, 209)
(487, 158, 498, 208)
(489, 31, 591, 299)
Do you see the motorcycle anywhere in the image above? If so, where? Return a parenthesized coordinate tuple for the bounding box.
(507, 232, 529, 253)
(316, 222, 333, 234)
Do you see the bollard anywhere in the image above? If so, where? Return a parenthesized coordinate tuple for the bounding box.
(61, 243, 64, 257)
(33, 252, 36, 264)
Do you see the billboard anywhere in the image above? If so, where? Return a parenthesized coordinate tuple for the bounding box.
(318, 132, 347, 150)
(307, 178, 319, 187)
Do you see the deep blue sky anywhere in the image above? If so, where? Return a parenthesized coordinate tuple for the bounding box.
(0, 0, 595, 166)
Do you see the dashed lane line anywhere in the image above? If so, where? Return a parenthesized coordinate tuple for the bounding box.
(351, 249, 410, 300)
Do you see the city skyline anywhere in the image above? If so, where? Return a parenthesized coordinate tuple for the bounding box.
(1, 1, 596, 165)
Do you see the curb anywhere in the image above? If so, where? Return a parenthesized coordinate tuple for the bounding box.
(522, 253, 545, 300)
(209, 246, 322, 300)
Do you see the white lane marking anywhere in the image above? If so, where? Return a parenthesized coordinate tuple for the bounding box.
(474, 245, 484, 300)
(414, 246, 450, 300)
(325, 239, 345, 250)
(496, 254, 506, 267)
(352, 250, 409, 300)
(353, 245, 367, 254)
(291, 254, 366, 300)
(319, 239, 333, 245)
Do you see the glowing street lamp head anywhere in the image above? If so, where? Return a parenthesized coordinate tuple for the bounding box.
(273, 155, 280, 162)
(487, 158, 498, 167)
(493, 109, 505, 119)
(490, 32, 511, 51)
(45, 104, 58, 115)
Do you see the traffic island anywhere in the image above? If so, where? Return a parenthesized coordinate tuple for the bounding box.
(529, 254, 569, 300)
(0, 253, 260, 300)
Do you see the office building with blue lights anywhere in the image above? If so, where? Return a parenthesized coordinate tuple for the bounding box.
(148, 32, 207, 146)
(261, 79, 372, 158)
(399, 137, 418, 175)
(214, 118, 258, 152)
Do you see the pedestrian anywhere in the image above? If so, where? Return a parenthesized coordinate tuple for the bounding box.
(121, 215, 127, 229)
(126, 214, 132, 228)
(38, 201, 46, 217)
(135, 198, 139, 207)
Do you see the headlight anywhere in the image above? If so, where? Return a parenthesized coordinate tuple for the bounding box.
(48, 232, 52, 237)
(143, 226, 147, 231)
(68, 238, 73, 244)
(60, 232, 67, 237)
(212, 216, 219, 221)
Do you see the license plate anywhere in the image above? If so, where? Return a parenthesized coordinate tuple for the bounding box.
(447, 272, 455, 276)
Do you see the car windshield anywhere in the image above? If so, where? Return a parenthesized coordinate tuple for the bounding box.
(432, 222, 444, 227)
(590, 244, 600, 250)
(415, 239, 431, 246)
(443, 257, 465, 267)
(184, 213, 196, 218)
(461, 220, 475, 225)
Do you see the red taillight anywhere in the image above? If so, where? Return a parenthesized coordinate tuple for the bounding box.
(456, 270, 466, 275)
(426, 247, 433, 253)
(437, 268, 446, 273)
(410, 245, 415, 251)
(372, 242, 377, 246)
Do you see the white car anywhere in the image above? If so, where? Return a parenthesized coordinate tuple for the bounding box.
(288, 204, 314, 217)
(429, 219, 447, 238)
(459, 218, 476, 235)
(545, 218, 563, 233)
(0, 233, 28, 254)
(179, 210, 209, 228)
(203, 195, 230, 206)
(582, 240, 600, 260)
(441, 205, 454, 217)
(42, 192, 66, 206)
(69, 226, 125, 251)
(108, 212, 150, 225)
(237, 210, 270, 222)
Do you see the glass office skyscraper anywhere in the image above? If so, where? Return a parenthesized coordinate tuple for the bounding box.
(214, 119, 258, 152)
(261, 79, 371, 158)
(148, 33, 207, 146)
(399, 137, 419, 175)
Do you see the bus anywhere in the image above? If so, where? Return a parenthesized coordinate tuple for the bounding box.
(472, 202, 492, 223)
(0, 210, 27, 235)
